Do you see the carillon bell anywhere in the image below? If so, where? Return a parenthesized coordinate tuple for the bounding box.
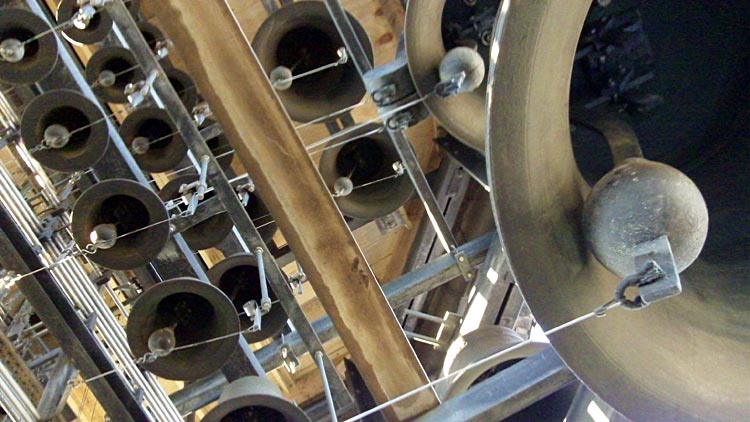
(163, 65, 198, 109)
(118, 106, 187, 172)
(440, 326, 548, 400)
(202, 376, 310, 422)
(56, 0, 140, 46)
(404, 0, 500, 151)
(0, 8, 59, 85)
(71, 178, 170, 270)
(159, 174, 233, 250)
(85, 46, 144, 104)
(487, 1, 750, 420)
(207, 253, 288, 344)
(126, 277, 240, 380)
(318, 128, 414, 220)
(251, 1, 373, 123)
(20, 89, 109, 172)
(203, 120, 234, 171)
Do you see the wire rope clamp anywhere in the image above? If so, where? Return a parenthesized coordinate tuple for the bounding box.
(617, 235, 681, 310)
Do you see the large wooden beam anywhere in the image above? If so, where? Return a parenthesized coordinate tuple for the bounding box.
(148, 1, 438, 419)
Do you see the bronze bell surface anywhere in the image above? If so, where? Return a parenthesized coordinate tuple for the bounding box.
(158, 174, 233, 250)
(163, 65, 198, 110)
(487, 1, 750, 420)
(318, 128, 414, 220)
(85, 46, 144, 104)
(118, 106, 187, 173)
(126, 277, 239, 381)
(20, 89, 109, 172)
(0, 8, 59, 85)
(202, 376, 310, 422)
(252, 1, 373, 123)
(207, 253, 288, 344)
(71, 178, 170, 270)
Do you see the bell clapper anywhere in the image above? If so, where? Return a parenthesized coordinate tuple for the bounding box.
(72, 0, 111, 30)
(436, 46, 486, 97)
(147, 324, 177, 358)
(89, 223, 118, 250)
(0, 38, 25, 63)
(42, 124, 72, 149)
(130, 136, 150, 155)
(270, 46, 349, 90)
(254, 247, 272, 313)
(154, 39, 173, 59)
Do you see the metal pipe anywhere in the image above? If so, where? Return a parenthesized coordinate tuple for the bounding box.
(315, 351, 339, 422)
(0, 359, 39, 421)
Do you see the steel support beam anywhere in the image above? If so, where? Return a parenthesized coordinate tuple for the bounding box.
(413, 349, 577, 422)
(170, 233, 493, 414)
(0, 205, 149, 422)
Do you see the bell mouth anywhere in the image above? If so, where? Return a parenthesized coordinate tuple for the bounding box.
(38, 106, 90, 155)
(487, 1, 750, 421)
(221, 406, 285, 422)
(275, 25, 342, 101)
(0, 10, 57, 85)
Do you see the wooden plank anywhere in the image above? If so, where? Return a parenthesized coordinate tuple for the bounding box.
(147, 2, 438, 420)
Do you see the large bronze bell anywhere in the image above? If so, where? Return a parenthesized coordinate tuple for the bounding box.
(118, 106, 187, 173)
(251, 1, 373, 123)
(56, 0, 140, 45)
(488, 1, 750, 421)
(202, 376, 310, 422)
(20, 89, 109, 172)
(126, 277, 239, 381)
(137, 21, 164, 51)
(318, 128, 414, 220)
(207, 253, 287, 344)
(404, 0, 499, 152)
(158, 174, 233, 250)
(440, 326, 547, 400)
(85, 47, 144, 104)
(0, 9, 58, 85)
(71, 179, 170, 270)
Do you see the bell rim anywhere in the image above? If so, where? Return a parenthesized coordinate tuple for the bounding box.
(85, 46, 144, 104)
(162, 64, 199, 110)
(71, 178, 169, 270)
(19, 89, 110, 172)
(118, 106, 188, 173)
(207, 253, 288, 343)
(404, 0, 486, 152)
(126, 277, 240, 381)
(0, 8, 59, 85)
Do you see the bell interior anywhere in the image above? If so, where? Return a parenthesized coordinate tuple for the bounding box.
(221, 406, 285, 422)
(154, 292, 216, 347)
(275, 25, 344, 100)
(569, 0, 750, 340)
(133, 117, 173, 151)
(38, 106, 90, 154)
(100, 56, 137, 91)
(0, 27, 40, 68)
(94, 195, 149, 249)
(334, 138, 397, 199)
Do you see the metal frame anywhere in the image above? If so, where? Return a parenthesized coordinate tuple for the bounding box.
(107, 0, 355, 412)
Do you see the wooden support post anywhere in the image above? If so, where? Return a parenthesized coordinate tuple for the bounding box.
(148, 1, 438, 420)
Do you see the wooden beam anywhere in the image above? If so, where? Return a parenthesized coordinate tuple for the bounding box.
(148, 2, 438, 419)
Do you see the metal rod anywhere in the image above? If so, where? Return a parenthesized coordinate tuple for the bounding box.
(315, 351, 339, 422)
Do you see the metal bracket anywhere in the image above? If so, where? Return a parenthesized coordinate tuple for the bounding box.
(278, 340, 301, 375)
(452, 249, 475, 281)
(375, 208, 408, 234)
